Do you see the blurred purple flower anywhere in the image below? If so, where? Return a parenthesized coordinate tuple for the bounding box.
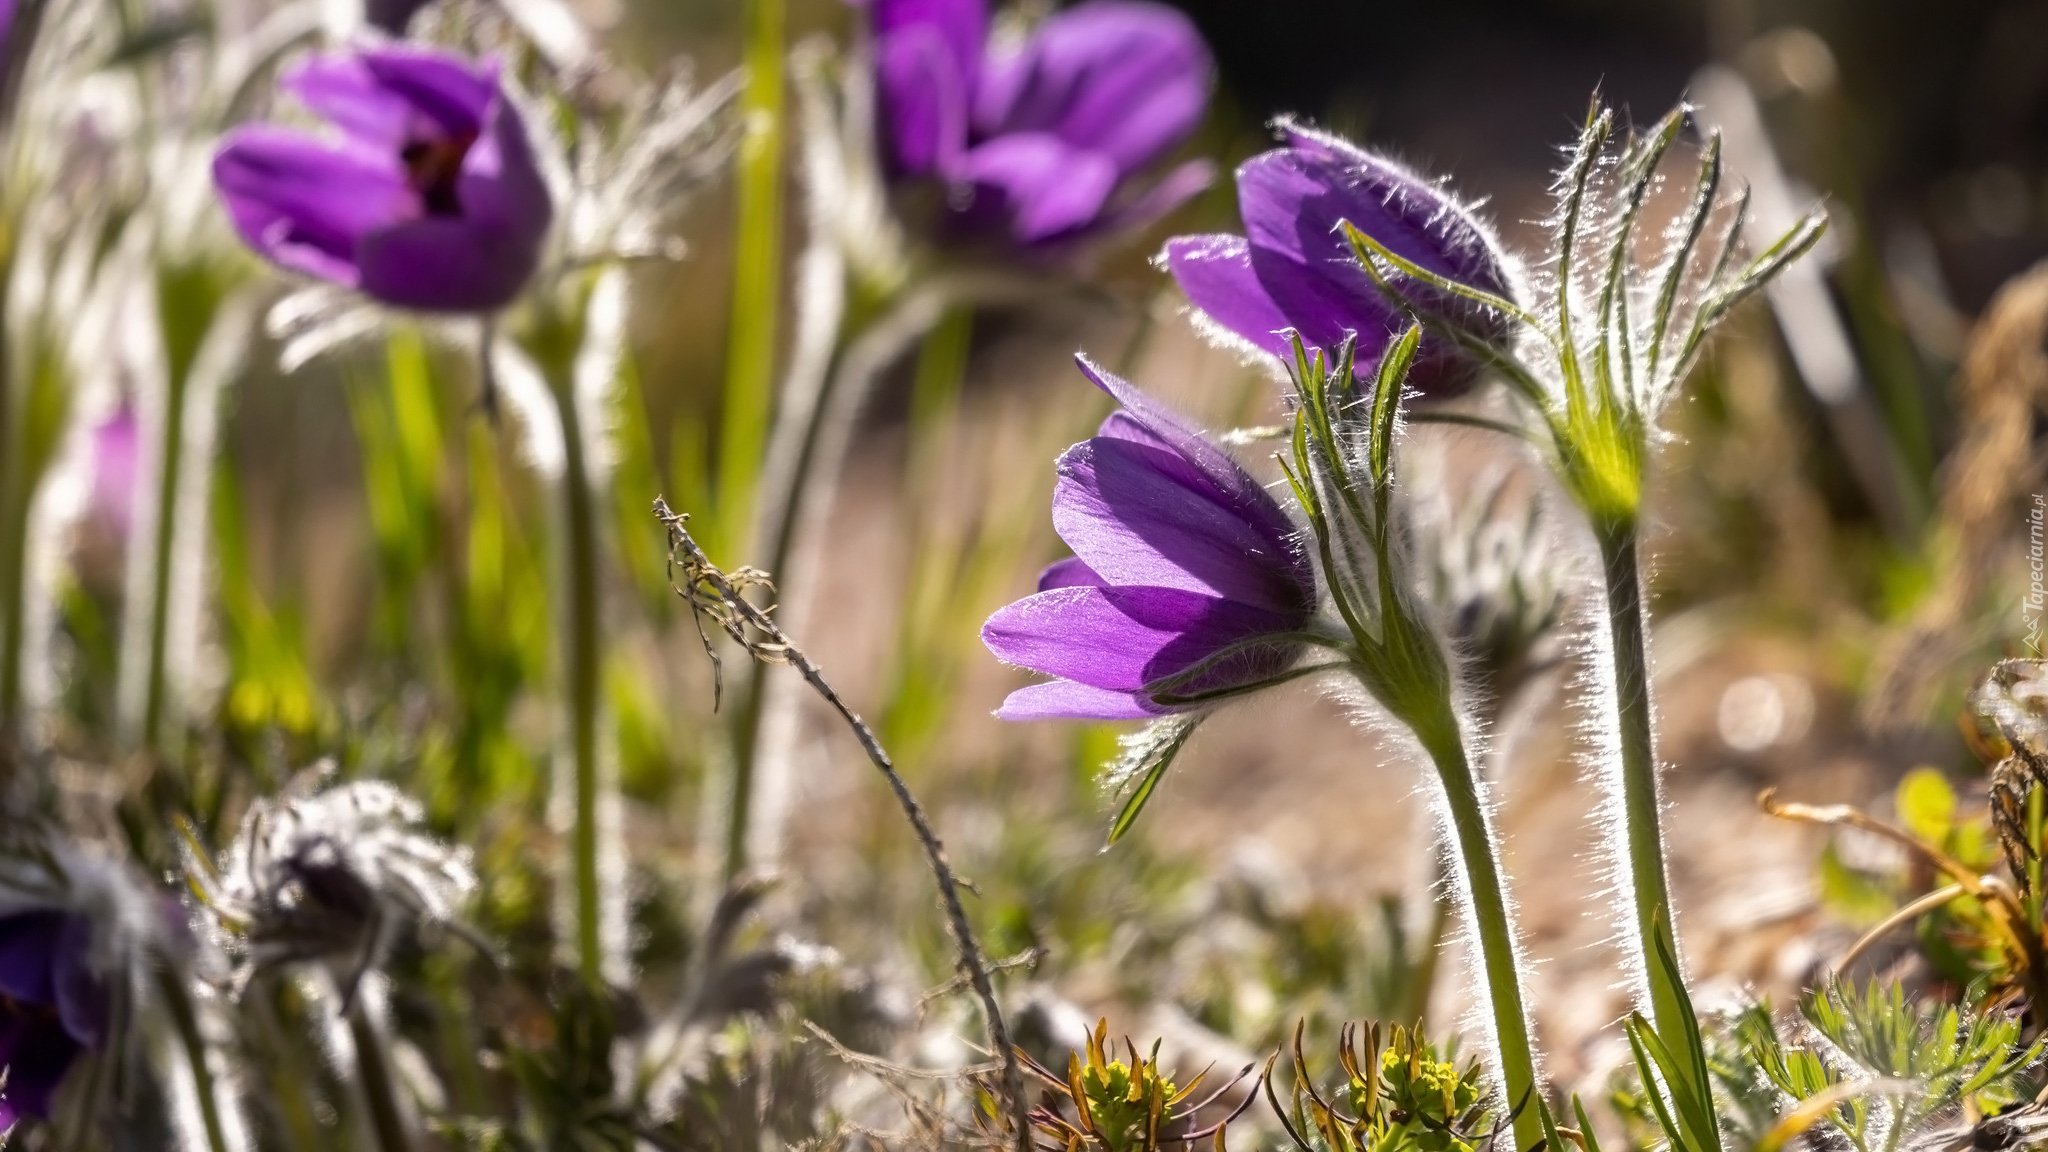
(865, 0, 1214, 246)
(1163, 121, 1513, 395)
(0, 909, 108, 1125)
(89, 404, 139, 541)
(213, 46, 552, 313)
(982, 357, 1312, 720)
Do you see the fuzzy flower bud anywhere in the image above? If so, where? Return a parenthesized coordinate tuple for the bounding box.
(1163, 121, 1515, 396)
(196, 771, 475, 1001)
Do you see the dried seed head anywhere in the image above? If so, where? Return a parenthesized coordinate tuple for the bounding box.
(194, 766, 475, 1004)
(1971, 659, 2048, 886)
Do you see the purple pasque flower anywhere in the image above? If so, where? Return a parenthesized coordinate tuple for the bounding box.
(982, 357, 1313, 720)
(867, 0, 1214, 246)
(1163, 120, 1513, 395)
(213, 46, 552, 313)
(0, 909, 109, 1125)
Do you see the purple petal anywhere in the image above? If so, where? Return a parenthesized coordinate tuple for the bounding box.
(994, 679, 1159, 721)
(1038, 556, 1105, 591)
(1228, 129, 1514, 387)
(1276, 120, 1510, 297)
(1161, 232, 1294, 361)
(973, 0, 1210, 173)
(53, 915, 107, 1051)
(1087, 157, 1214, 239)
(0, 910, 62, 1006)
(1235, 146, 1405, 356)
(1072, 357, 1305, 587)
(0, 1012, 83, 1123)
(355, 214, 544, 312)
(285, 48, 496, 146)
(1054, 435, 1303, 614)
(870, 0, 986, 85)
(876, 24, 975, 175)
(212, 127, 411, 288)
(954, 134, 1117, 242)
(453, 95, 554, 238)
(981, 583, 1295, 691)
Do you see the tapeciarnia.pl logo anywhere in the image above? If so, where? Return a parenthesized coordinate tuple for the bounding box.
(2028, 494, 2045, 656)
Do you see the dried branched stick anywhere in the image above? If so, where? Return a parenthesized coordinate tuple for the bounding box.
(654, 498, 1031, 1152)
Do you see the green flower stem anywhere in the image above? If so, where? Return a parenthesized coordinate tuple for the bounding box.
(713, 0, 786, 558)
(1593, 513, 1692, 1047)
(137, 350, 190, 751)
(551, 371, 605, 986)
(348, 1001, 414, 1152)
(159, 966, 232, 1152)
(724, 274, 1034, 883)
(1401, 694, 1542, 1152)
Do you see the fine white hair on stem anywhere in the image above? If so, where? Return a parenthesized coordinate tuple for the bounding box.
(1558, 513, 1667, 1009)
(1319, 672, 1541, 1103)
(489, 335, 567, 480)
(546, 723, 632, 984)
(573, 264, 632, 477)
(159, 989, 254, 1152)
(115, 268, 257, 747)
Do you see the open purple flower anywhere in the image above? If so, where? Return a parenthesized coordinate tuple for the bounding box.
(982, 357, 1313, 720)
(1163, 121, 1513, 395)
(0, 909, 108, 1125)
(213, 46, 552, 313)
(866, 0, 1214, 247)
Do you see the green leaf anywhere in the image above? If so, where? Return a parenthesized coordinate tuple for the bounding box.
(1102, 713, 1203, 847)
(1817, 843, 1896, 928)
(1895, 768, 1957, 847)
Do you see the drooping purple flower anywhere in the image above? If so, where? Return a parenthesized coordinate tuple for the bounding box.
(982, 357, 1313, 720)
(0, 909, 109, 1125)
(1163, 120, 1514, 395)
(866, 0, 1215, 247)
(213, 46, 552, 313)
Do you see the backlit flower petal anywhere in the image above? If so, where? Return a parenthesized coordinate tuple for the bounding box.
(1160, 232, 1294, 361)
(876, 23, 975, 174)
(954, 133, 1118, 242)
(973, 0, 1210, 173)
(982, 583, 1295, 691)
(1053, 435, 1301, 612)
(994, 679, 1159, 721)
(1037, 556, 1105, 591)
(870, 0, 986, 86)
(213, 127, 412, 287)
(1075, 357, 1304, 586)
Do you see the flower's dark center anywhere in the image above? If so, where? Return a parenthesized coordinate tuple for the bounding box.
(400, 132, 476, 217)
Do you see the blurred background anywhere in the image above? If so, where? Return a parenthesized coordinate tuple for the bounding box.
(168, 0, 2048, 1127)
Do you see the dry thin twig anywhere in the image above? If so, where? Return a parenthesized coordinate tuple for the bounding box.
(655, 499, 1031, 1152)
